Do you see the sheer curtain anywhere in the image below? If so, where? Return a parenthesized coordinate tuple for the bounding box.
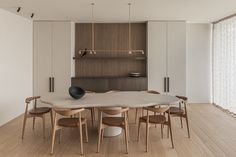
(213, 17, 236, 113)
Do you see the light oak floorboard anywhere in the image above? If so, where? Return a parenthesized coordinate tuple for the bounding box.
(0, 104, 236, 157)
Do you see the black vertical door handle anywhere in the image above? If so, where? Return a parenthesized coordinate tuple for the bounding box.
(167, 77, 170, 92)
(164, 77, 166, 92)
(49, 77, 55, 92)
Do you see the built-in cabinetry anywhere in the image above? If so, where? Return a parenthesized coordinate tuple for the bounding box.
(33, 21, 186, 96)
(33, 21, 72, 96)
(148, 21, 186, 95)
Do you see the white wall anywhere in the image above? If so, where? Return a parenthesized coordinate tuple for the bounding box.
(186, 23, 212, 103)
(0, 9, 33, 126)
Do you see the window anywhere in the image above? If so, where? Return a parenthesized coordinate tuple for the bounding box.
(213, 17, 236, 113)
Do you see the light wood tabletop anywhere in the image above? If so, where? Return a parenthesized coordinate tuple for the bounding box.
(40, 91, 180, 108)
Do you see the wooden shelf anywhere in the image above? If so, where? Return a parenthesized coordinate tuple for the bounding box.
(73, 56, 146, 60)
(72, 76, 147, 79)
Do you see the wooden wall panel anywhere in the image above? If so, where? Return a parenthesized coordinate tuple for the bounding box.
(75, 59, 146, 77)
(94, 23, 129, 50)
(75, 23, 92, 53)
(131, 23, 147, 51)
(73, 23, 147, 92)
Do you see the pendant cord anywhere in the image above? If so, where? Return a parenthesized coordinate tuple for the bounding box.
(91, 3, 95, 52)
(128, 3, 131, 52)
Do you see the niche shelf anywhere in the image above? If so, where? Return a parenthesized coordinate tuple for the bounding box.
(72, 23, 147, 92)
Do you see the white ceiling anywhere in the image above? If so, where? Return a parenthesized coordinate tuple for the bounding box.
(1, 0, 236, 23)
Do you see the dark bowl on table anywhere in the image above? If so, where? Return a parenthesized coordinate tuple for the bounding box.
(69, 86, 85, 99)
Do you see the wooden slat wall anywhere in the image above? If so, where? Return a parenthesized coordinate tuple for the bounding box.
(73, 23, 147, 92)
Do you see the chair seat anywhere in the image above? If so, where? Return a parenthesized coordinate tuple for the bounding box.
(29, 107, 51, 115)
(102, 117, 125, 127)
(169, 107, 184, 114)
(140, 115, 166, 124)
(58, 118, 86, 127)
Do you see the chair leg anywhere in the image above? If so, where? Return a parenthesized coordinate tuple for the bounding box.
(50, 110, 54, 129)
(163, 112, 166, 129)
(135, 108, 138, 124)
(168, 113, 174, 148)
(58, 129, 62, 144)
(169, 123, 174, 148)
(33, 117, 35, 130)
(42, 115, 46, 139)
(97, 128, 102, 153)
(127, 124, 130, 142)
(185, 115, 190, 138)
(91, 108, 94, 126)
(127, 111, 129, 122)
(146, 122, 149, 152)
(85, 122, 89, 142)
(93, 108, 96, 125)
(137, 121, 141, 141)
(180, 117, 183, 128)
(78, 123, 83, 155)
(161, 124, 163, 139)
(124, 124, 129, 153)
(21, 114, 27, 139)
(167, 125, 169, 138)
(154, 112, 157, 128)
(50, 127, 57, 155)
(79, 126, 83, 155)
(101, 129, 104, 143)
(167, 112, 171, 138)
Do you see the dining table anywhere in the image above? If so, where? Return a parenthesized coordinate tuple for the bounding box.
(40, 91, 180, 137)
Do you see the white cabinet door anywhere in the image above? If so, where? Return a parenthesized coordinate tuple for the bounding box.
(33, 22, 52, 96)
(52, 22, 71, 95)
(33, 22, 72, 97)
(147, 21, 167, 93)
(167, 22, 186, 96)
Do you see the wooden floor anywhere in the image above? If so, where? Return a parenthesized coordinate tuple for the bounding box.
(1, 104, 236, 157)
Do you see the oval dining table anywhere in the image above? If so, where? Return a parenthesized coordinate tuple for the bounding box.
(40, 91, 180, 137)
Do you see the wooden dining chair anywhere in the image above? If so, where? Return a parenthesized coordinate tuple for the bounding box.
(135, 90, 160, 123)
(51, 108, 88, 155)
(97, 107, 129, 154)
(105, 90, 130, 122)
(168, 95, 190, 138)
(138, 105, 174, 152)
(22, 96, 53, 139)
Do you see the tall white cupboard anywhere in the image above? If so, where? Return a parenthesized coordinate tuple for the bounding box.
(33, 21, 72, 97)
(148, 21, 186, 96)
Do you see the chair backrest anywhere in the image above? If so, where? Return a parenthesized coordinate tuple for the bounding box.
(147, 90, 160, 94)
(25, 96, 40, 104)
(25, 96, 41, 110)
(144, 106, 170, 114)
(98, 107, 129, 115)
(53, 108, 85, 117)
(176, 95, 188, 101)
(176, 95, 188, 110)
